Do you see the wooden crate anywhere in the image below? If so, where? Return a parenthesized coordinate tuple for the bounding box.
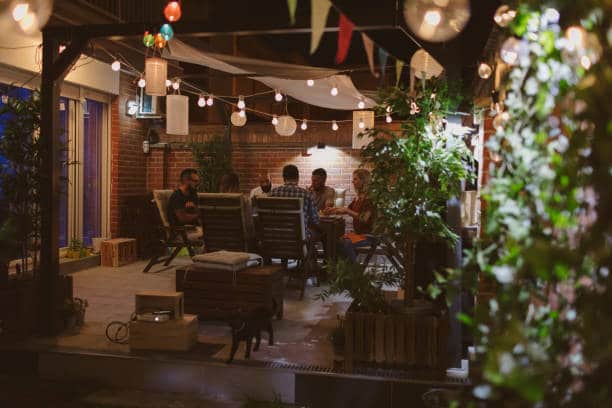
(101, 238, 137, 267)
(344, 301, 448, 372)
(129, 314, 197, 351)
(135, 291, 184, 319)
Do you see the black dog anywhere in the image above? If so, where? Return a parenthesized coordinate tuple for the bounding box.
(226, 306, 275, 364)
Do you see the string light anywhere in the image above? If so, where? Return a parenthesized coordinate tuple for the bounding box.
(332, 120, 339, 131)
(301, 119, 308, 130)
(171, 79, 180, 90)
(478, 62, 492, 79)
(386, 114, 392, 123)
(137, 77, 146, 88)
(206, 95, 214, 106)
(307, 79, 315, 87)
(197, 95, 206, 107)
(237, 95, 245, 109)
(238, 109, 246, 118)
(271, 115, 279, 125)
(423, 9, 442, 27)
(111, 60, 121, 71)
(357, 100, 365, 109)
(165, 79, 172, 87)
(12, 4, 29, 21)
(358, 118, 365, 129)
(330, 86, 338, 96)
(386, 105, 392, 113)
(274, 90, 283, 102)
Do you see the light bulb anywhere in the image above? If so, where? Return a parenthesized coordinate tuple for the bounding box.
(301, 119, 308, 130)
(271, 115, 279, 125)
(357, 100, 365, 109)
(165, 79, 172, 87)
(331, 120, 338, 131)
(423, 9, 441, 27)
(330, 86, 338, 96)
(566, 26, 586, 51)
(386, 114, 392, 123)
(478, 63, 492, 79)
(386, 105, 392, 113)
(494, 5, 516, 28)
(239, 109, 246, 118)
(138, 77, 146, 88)
(206, 95, 214, 106)
(172, 79, 180, 90)
(12, 3, 29, 22)
(307, 79, 314, 87)
(18, 11, 37, 33)
(237, 96, 245, 109)
(274, 90, 283, 102)
(580, 55, 592, 69)
(197, 95, 206, 107)
(111, 60, 121, 71)
(58, 45, 66, 54)
(358, 118, 365, 129)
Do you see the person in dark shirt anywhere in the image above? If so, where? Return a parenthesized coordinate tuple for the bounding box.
(167, 168, 200, 226)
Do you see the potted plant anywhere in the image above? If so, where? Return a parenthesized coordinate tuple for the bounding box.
(62, 297, 88, 333)
(190, 135, 233, 192)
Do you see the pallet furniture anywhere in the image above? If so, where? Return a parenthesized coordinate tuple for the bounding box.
(176, 264, 284, 320)
(135, 291, 184, 319)
(255, 197, 318, 300)
(197, 193, 249, 252)
(143, 190, 203, 273)
(101, 238, 137, 267)
(119, 193, 159, 259)
(129, 314, 198, 351)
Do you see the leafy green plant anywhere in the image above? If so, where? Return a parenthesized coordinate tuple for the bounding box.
(190, 135, 232, 192)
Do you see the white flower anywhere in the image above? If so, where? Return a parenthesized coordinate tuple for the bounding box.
(536, 63, 551, 82)
(489, 299, 499, 314)
(473, 384, 492, 400)
(492, 265, 515, 284)
(543, 8, 560, 24)
(513, 343, 525, 354)
(525, 77, 539, 96)
(566, 309, 577, 321)
(499, 352, 516, 374)
(600, 267, 610, 278)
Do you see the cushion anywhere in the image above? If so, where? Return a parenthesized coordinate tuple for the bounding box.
(152, 189, 174, 227)
(192, 250, 250, 267)
(334, 188, 347, 208)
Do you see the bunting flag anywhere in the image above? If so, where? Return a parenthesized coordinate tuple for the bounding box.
(378, 47, 389, 83)
(287, 0, 298, 25)
(395, 59, 405, 85)
(361, 33, 379, 78)
(310, 0, 332, 54)
(335, 14, 354, 64)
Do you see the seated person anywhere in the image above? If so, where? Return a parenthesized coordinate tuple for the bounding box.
(167, 168, 200, 226)
(249, 173, 273, 203)
(308, 168, 336, 211)
(219, 172, 255, 241)
(324, 169, 374, 262)
(269, 164, 320, 238)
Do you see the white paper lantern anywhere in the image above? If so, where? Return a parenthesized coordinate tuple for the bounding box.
(410, 49, 444, 79)
(403, 0, 471, 42)
(145, 57, 167, 96)
(166, 94, 189, 135)
(275, 115, 297, 136)
(230, 111, 247, 127)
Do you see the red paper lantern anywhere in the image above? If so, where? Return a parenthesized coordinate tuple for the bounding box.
(164, 1, 182, 22)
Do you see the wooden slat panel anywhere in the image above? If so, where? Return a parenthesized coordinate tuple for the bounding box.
(344, 315, 354, 372)
(384, 316, 394, 364)
(375, 315, 385, 364)
(364, 313, 374, 362)
(405, 315, 415, 365)
(395, 315, 405, 365)
(354, 313, 364, 360)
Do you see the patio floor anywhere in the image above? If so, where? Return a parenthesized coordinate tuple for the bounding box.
(27, 257, 351, 368)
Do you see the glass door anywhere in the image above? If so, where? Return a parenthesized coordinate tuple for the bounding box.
(81, 99, 103, 246)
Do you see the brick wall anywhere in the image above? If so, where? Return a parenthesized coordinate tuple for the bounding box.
(109, 73, 147, 237)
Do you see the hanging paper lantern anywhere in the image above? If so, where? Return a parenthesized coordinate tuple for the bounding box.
(410, 49, 444, 79)
(275, 115, 297, 136)
(145, 57, 168, 96)
(160, 24, 174, 41)
(154, 33, 167, 49)
(164, 1, 182, 22)
(5, 0, 53, 35)
(143, 31, 155, 47)
(403, 0, 470, 42)
(230, 111, 247, 127)
(493, 5, 516, 28)
(166, 95, 189, 135)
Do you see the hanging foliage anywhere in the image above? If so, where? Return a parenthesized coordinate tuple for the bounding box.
(190, 136, 233, 193)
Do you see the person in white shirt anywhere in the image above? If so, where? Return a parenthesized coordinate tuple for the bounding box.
(249, 173, 273, 201)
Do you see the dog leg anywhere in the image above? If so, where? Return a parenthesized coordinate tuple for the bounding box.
(226, 338, 238, 364)
(245, 336, 252, 359)
(267, 321, 274, 345)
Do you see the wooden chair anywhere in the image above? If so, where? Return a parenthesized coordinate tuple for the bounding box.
(254, 197, 317, 300)
(197, 193, 249, 252)
(142, 190, 203, 273)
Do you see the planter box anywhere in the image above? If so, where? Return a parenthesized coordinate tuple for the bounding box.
(343, 301, 449, 372)
(101, 238, 137, 267)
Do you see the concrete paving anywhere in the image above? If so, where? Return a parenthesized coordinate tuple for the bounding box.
(28, 257, 350, 368)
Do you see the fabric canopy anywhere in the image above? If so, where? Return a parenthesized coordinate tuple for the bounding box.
(164, 39, 375, 110)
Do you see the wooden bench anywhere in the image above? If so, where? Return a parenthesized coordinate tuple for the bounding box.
(176, 264, 284, 320)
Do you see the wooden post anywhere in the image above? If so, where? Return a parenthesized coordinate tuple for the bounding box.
(39, 30, 88, 335)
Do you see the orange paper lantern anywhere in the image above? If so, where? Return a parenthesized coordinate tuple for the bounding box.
(164, 1, 182, 22)
(154, 33, 167, 49)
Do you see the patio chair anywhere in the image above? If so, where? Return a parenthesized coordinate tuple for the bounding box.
(197, 193, 249, 252)
(254, 197, 317, 300)
(356, 234, 404, 275)
(142, 190, 203, 273)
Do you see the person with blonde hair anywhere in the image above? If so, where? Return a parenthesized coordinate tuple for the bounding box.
(324, 168, 374, 261)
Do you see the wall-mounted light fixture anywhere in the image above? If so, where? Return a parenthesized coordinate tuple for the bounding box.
(126, 100, 139, 116)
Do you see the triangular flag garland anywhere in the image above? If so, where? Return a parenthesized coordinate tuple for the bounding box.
(310, 0, 332, 54)
(335, 14, 354, 65)
(378, 48, 389, 83)
(287, 0, 298, 26)
(361, 33, 379, 78)
(395, 59, 405, 85)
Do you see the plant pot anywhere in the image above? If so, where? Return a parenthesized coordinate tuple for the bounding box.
(343, 300, 449, 372)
